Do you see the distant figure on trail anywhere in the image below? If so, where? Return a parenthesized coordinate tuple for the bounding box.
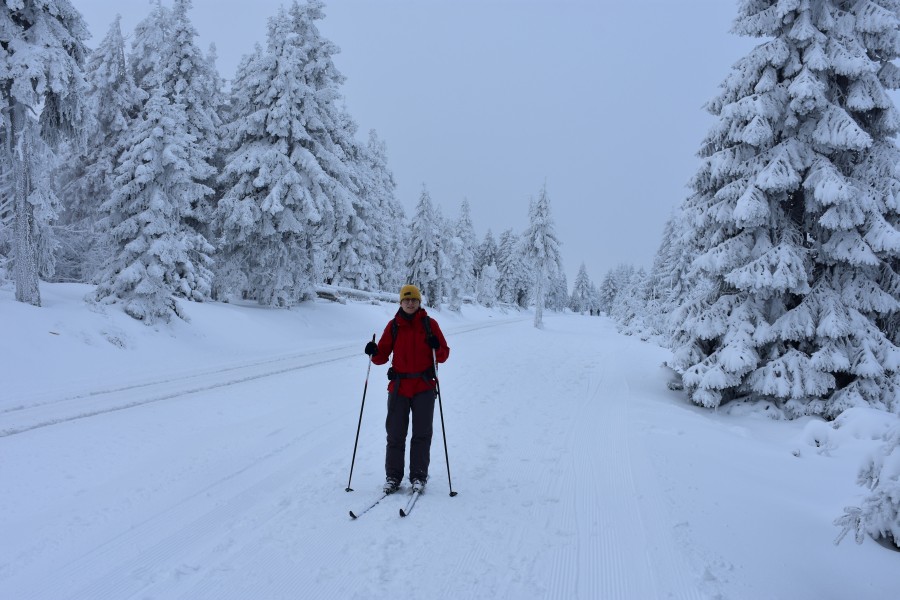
(364, 285, 450, 495)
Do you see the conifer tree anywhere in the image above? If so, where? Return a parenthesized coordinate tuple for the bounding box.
(444, 199, 477, 311)
(455, 199, 478, 293)
(835, 420, 900, 549)
(570, 263, 594, 313)
(161, 0, 223, 238)
(475, 229, 498, 281)
(130, 1, 170, 93)
(612, 267, 650, 334)
(476, 263, 501, 307)
(94, 0, 217, 317)
(646, 209, 695, 336)
(59, 16, 145, 282)
(596, 270, 617, 315)
(216, 40, 317, 305)
(322, 110, 374, 290)
(546, 271, 570, 311)
(406, 185, 442, 308)
(671, 0, 900, 416)
(278, 0, 357, 285)
(496, 229, 529, 307)
(523, 184, 562, 328)
(217, 0, 358, 303)
(1, 0, 89, 305)
(364, 130, 405, 292)
(94, 87, 215, 322)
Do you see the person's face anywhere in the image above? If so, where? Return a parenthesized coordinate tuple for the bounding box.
(400, 297, 420, 314)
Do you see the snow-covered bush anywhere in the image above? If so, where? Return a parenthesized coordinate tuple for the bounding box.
(835, 419, 900, 549)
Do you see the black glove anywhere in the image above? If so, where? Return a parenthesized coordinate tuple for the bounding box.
(365, 341, 378, 356)
(426, 335, 440, 350)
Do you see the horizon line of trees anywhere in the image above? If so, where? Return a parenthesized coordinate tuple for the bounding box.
(0, 0, 591, 324)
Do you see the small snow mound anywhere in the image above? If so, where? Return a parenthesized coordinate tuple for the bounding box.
(798, 418, 834, 451)
(831, 407, 897, 441)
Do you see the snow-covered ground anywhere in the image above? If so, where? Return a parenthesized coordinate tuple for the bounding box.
(1, 283, 896, 600)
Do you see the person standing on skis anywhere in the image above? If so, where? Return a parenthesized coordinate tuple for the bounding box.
(364, 284, 450, 495)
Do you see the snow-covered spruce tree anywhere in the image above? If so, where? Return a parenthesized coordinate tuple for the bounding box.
(158, 0, 223, 239)
(670, 0, 900, 417)
(613, 267, 653, 336)
(570, 263, 594, 313)
(203, 43, 230, 216)
(58, 16, 145, 283)
(444, 199, 477, 311)
(835, 419, 900, 549)
(496, 228, 530, 307)
(434, 203, 451, 305)
(474, 228, 498, 281)
(596, 270, 618, 315)
(130, 0, 169, 93)
(215, 40, 317, 305)
(1, 0, 89, 305)
(444, 235, 467, 311)
(406, 185, 443, 307)
(546, 270, 570, 311)
(476, 262, 501, 307)
(647, 208, 698, 338)
(455, 199, 478, 294)
(0, 149, 10, 279)
(589, 281, 602, 313)
(364, 130, 405, 292)
(601, 264, 637, 317)
(94, 87, 214, 323)
(321, 109, 376, 290)
(217, 1, 360, 304)
(276, 0, 358, 289)
(524, 184, 562, 328)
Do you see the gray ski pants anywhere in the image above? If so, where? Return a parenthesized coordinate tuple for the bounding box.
(385, 388, 436, 482)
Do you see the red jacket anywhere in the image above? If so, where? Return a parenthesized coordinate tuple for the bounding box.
(370, 308, 450, 396)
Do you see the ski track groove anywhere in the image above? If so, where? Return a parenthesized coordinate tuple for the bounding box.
(590, 338, 707, 600)
(1, 318, 526, 438)
(17, 419, 329, 600)
(515, 332, 706, 600)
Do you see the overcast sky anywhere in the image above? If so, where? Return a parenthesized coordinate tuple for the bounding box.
(72, 0, 759, 286)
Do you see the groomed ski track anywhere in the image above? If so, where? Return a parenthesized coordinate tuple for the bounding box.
(1, 314, 712, 600)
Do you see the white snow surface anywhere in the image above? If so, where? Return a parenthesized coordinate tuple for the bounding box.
(1, 283, 897, 600)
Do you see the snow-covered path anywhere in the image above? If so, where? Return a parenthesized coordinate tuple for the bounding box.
(1, 299, 896, 600)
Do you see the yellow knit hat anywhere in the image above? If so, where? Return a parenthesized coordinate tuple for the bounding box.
(399, 284, 422, 302)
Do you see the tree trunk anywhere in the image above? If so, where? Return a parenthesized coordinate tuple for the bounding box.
(533, 263, 545, 329)
(12, 104, 41, 307)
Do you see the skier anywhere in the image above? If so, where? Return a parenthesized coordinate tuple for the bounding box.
(365, 284, 450, 495)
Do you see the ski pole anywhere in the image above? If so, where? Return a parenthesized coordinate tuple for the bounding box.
(346, 334, 375, 492)
(434, 349, 458, 497)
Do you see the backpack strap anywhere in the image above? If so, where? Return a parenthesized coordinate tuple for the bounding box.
(392, 314, 432, 342)
(387, 313, 436, 383)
